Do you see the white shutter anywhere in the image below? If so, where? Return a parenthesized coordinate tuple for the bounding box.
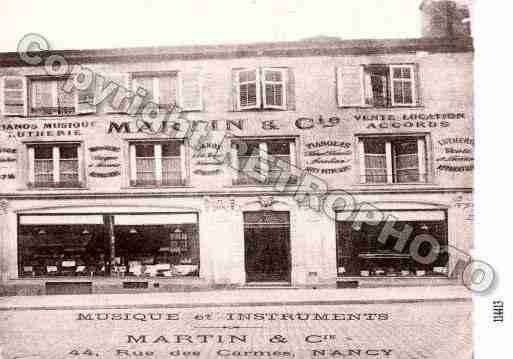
(262, 68, 287, 110)
(235, 69, 260, 110)
(336, 66, 365, 107)
(105, 73, 130, 113)
(180, 71, 203, 111)
(75, 74, 96, 114)
(2, 76, 27, 116)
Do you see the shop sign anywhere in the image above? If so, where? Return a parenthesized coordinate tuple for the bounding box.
(354, 112, 465, 130)
(1, 120, 95, 138)
(0, 301, 470, 358)
(88, 146, 121, 178)
(436, 137, 474, 173)
(0, 147, 17, 181)
(295, 116, 341, 130)
(304, 141, 352, 175)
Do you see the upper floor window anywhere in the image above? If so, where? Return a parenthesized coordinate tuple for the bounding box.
(358, 136, 427, 184)
(29, 77, 75, 116)
(131, 72, 179, 112)
(231, 138, 297, 186)
(28, 143, 83, 188)
(129, 141, 186, 187)
(234, 68, 292, 111)
(337, 64, 418, 108)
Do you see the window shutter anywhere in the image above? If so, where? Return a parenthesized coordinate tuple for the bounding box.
(105, 73, 130, 113)
(336, 66, 364, 107)
(235, 68, 260, 111)
(286, 68, 295, 110)
(180, 71, 203, 111)
(262, 68, 287, 110)
(75, 74, 96, 114)
(2, 76, 27, 116)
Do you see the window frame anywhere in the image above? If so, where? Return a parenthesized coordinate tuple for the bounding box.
(355, 63, 418, 108)
(130, 72, 181, 112)
(231, 137, 298, 186)
(27, 142, 84, 188)
(261, 67, 288, 110)
(357, 135, 428, 185)
(28, 76, 77, 117)
(389, 64, 417, 107)
(235, 67, 288, 111)
(129, 140, 187, 187)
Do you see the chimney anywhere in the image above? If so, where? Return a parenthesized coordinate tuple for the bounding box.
(420, 0, 471, 38)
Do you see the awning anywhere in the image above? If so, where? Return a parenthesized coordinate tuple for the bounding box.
(114, 213, 197, 225)
(336, 210, 446, 222)
(20, 214, 104, 225)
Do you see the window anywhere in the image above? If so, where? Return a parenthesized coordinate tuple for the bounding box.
(336, 211, 448, 277)
(27, 143, 83, 188)
(235, 68, 288, 110)
(232, 138, 297, 185)
(337, 64, 417, 107)
(18, 213, 200, 278)
(129, 141, 186, 187)
(358, 136, 427, 184)
(29, 77, 75, 116)
(131, 73, 179, 111)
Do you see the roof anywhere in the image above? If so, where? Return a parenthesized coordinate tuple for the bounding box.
(0, 36, 473, 67)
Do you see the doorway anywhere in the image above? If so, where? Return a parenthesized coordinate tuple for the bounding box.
(243, 211, 291, 283)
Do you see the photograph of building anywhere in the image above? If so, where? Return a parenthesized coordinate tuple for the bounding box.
(0, 0, 473, 296)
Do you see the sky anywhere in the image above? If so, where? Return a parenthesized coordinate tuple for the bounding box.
(0, 0, 429, 52)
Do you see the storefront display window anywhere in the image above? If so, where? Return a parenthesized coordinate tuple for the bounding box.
(18, 213, 199, 278)
(336, 211, 448, 277)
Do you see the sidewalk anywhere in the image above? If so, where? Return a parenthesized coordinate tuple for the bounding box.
(0, 285, 471, 310)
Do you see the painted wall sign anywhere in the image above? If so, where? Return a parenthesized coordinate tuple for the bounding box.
(192, 142, 225, 175)
(193, 168, 222, 176)
(1, 121, 95, 138)
(88, 146, 122, 178)
(436, 137, 474, 173)
(304, 141, 352, 175)
(0, 147, 17, 181)
(295, 116, 341, 130)
(354, 113, 465, 130)
(107, 119, 244, 135)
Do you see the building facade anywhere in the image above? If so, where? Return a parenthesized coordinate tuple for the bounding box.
(0, 2, 473, 295)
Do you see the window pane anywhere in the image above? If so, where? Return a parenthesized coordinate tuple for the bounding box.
(236, 142, 259, 156)
(403, 82, 413, 104)
(239, 70, 256, 83)
(363, 139, 386, 154)
(18, 224, 108, 277)
(162, 142, 180, 157)
(60, 145, 78, 159)
(267, 141, 290, 155)
(264, 70, 282, 82)
(393, 81, 404, 104)
(336, 220, 448, 277)
(158, 75, 178, 108)
(31, 80, 53, 108)
(162, 158, 181, 186)
(265, 84, 283, 106)
(135, 158, 155, 185)
(394, 140, 417, 155)
(134, 77, 154, 99)
(135, 143, 154, 157)
(34, 145, 53, 159)
(396, 169, 419, 183)
(114, 223, 199, 278)
(57, 79, 75, 113)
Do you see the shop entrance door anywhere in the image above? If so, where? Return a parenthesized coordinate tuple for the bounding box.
(244, 211, 291, 283)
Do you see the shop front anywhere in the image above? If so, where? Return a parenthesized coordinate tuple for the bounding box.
(18, 213, 199, 279)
